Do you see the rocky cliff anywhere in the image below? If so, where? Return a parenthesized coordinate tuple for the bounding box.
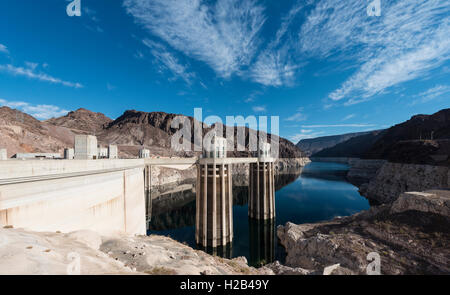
(312, 130, 385, 158)
(100, 110, 303, 158)
(0, 106, 75, 157)
(311, 157, 449, 205)
(46, 108, 112, 134)
(312, 108, 450, 166)
(277, 189, 450, 275)
(297, 131, 373, 156)
(362, 163, 450, 204)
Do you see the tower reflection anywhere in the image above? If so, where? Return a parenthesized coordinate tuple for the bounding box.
(248, 218, 276, 267)
(198, 243, 232, 259)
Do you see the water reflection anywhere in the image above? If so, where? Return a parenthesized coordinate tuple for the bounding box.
(249, 218, 275, 267)
(147, 162, 370, 267)
(198, 244, 233, 259)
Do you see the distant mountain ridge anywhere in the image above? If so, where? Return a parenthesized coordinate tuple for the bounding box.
(296, 131, 374, 156)
(313, 108, 450, 166)
(313, 130, 386, 158)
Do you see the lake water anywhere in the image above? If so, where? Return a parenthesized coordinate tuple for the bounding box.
(147, 161, 370, 267)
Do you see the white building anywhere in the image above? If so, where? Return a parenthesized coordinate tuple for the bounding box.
(108, 145, 118, 159)
(98, 147, 108, 159)
(138, 148, 150, 159)
(203, 135, 227, 158)
(74, 135, 98, 159)
(64, 148, 74, 160)
(0, 149, 7, 160)
(14, 153, 61, 159)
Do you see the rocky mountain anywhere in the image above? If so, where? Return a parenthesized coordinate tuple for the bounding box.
(0, 106, 75, 157)
(313, 108, 450, 166)
(1, 108, 303, 159)
(364, 109, 450, 164)
(313, 130, 386, 158)
(98, 110, 303, 158)
(46, 108, 112, 134)
(297, 131, 373, 156)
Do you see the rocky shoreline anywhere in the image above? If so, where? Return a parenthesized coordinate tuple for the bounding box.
(276, 189, 450, 275)
(0, 227, 273, 275)
(313, 157, 450, 205)
(272, 158, 450, 275)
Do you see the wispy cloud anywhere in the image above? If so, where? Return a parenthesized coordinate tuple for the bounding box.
(285, 108, 307, 122)
(124, 0, 265, 79)
(0, 98, 69, 120)
(301, 124, 376, 128)
(0, 64, 83, 88)
(244, 90, 263, 103)
(249, 49, 298, 86)
(0, 44, 8, 54)
(289, 129, 325, 142)
(143, 39, 195, 84)
(252, 105, 266, 113)
(106, 83, 116, 91)
(299, 0, 450, 104)
(342, 114, 355, 121)
(82, 6, 104, 32)
(410, 84, 450, 105)
(24, 62, 38, 70)
(249, 1, 307, 86)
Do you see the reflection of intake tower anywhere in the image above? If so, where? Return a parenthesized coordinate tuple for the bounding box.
(196, 136, 233, 248)
(249, 142, 275, 220)
(249, 218, 275, 266)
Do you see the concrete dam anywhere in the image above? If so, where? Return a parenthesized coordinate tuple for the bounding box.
(0, 154, 276, 248)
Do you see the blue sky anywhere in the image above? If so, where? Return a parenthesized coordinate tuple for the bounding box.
(0, 0, 449, 143)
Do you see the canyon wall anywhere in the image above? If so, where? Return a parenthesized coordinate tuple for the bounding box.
(311, 157, 450, 204)
(362, 163, 450, 204)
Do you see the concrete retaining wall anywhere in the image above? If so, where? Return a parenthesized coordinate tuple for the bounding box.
(0, 160, 146, 235)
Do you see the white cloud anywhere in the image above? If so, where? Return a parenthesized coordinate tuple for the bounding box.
(301, 124, 376, 128)
(249, 48, 297, 86)
(0, 44, 8, 54)
(25, 62, 39, 70)
(252, 105, 266, 113)
(0, 98, 69, 120)
(289, 129, 325, 142)
(285, 108, 307, 122)
(143, 39, 195, 84)
(410, 84, 450, 105)
(249, 1, 307, 86)
(342, 114, 355, 121)
(124, 0, 265, 79)
(244, 90, 262, 103)
(0, 64, 83, 88)
(299, 0, 450, 104)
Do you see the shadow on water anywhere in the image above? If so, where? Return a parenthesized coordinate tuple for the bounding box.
(147, 162, 370, 267)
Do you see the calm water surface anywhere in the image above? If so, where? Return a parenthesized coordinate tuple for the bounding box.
(147, 162, 369, 266)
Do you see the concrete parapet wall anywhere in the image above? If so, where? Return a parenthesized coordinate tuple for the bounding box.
(0, 160, 146, 235)
(0, 159, 145, 179)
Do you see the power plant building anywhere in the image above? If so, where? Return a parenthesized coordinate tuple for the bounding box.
(74, 135, 98, 159)
(98, 147, 108, 159)
(0, 149, 7, 160)
(139, 148, 150, 159)
(108, 145, 118, 159)
(64, 148, 74, 160)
